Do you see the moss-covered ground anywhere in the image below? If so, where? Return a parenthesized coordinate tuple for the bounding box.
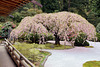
(44, 43, 73, 50)
(13, 42, 72, 67)
(13, 42, 51, 67)
(83, 61, 100, 67)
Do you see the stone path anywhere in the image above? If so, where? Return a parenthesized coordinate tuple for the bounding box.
(44, 41, 100, 67)
(0, 45, 16, 67)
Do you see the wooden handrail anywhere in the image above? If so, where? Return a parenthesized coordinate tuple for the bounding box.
(5, 38, 35, 67)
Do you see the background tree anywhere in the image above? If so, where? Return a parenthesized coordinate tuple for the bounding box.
(8, 2, 42, 23)
(93, 0, 100, 17)
(96, 23, 100, 33)
(40, 0, 100, 27)
(40, 0, 63, 13)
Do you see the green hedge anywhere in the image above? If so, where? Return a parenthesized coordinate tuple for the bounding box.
(96, 33, 100, 42)
(96, 23, 100, 33)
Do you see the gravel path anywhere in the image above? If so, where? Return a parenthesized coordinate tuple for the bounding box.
(44, 41, 100, 67)
(0, 45, 16, 67)
(47, 41, 71, 45)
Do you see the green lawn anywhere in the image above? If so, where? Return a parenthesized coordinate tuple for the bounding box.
(83, 61, 100, 67)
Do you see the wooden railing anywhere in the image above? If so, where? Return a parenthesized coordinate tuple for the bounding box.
(4, 38, 35, 67)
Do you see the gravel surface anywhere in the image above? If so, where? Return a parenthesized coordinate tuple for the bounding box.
(44, 41, 100, 67)
(46, 41, 71, 45)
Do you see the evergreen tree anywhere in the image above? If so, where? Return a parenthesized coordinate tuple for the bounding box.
(40, 0, 63, 13)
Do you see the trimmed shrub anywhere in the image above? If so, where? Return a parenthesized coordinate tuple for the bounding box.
(46, 33, 54, 40)
(83, 41, 89, 46)
(18, 32, 40, 43)
(96, 23, 100, 33)
(18, 32, 54, 43)
(34, 33, 40, 43)
(24, 33, 34, 42)
(74, 32, 89, 46)
(74, 40, 89, 46)
(96, 33, 100, 42)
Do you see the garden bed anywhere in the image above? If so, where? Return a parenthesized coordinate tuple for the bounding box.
(14, 42, 51, 67)
(83, 61, 100, 67)
(13, 42, 73, 67)
(43, 43, 73, 50)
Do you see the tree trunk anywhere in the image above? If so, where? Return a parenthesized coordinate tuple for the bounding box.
(71, 41, 75, 48)
(42, 35, 45, 44)
(54, 32, 60, 45)
(39, 37, 42, 44)
(64, 36, 66, 48)
(68, 0, 70, 11)
(8, 27, 12, 40)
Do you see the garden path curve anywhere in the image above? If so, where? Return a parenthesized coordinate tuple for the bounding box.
(44, 41, 100, 67)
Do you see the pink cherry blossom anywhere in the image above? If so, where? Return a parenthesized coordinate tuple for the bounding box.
(10, 12, 96, 41)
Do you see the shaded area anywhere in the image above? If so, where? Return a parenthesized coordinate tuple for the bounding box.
(0, 45, 16, 67)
